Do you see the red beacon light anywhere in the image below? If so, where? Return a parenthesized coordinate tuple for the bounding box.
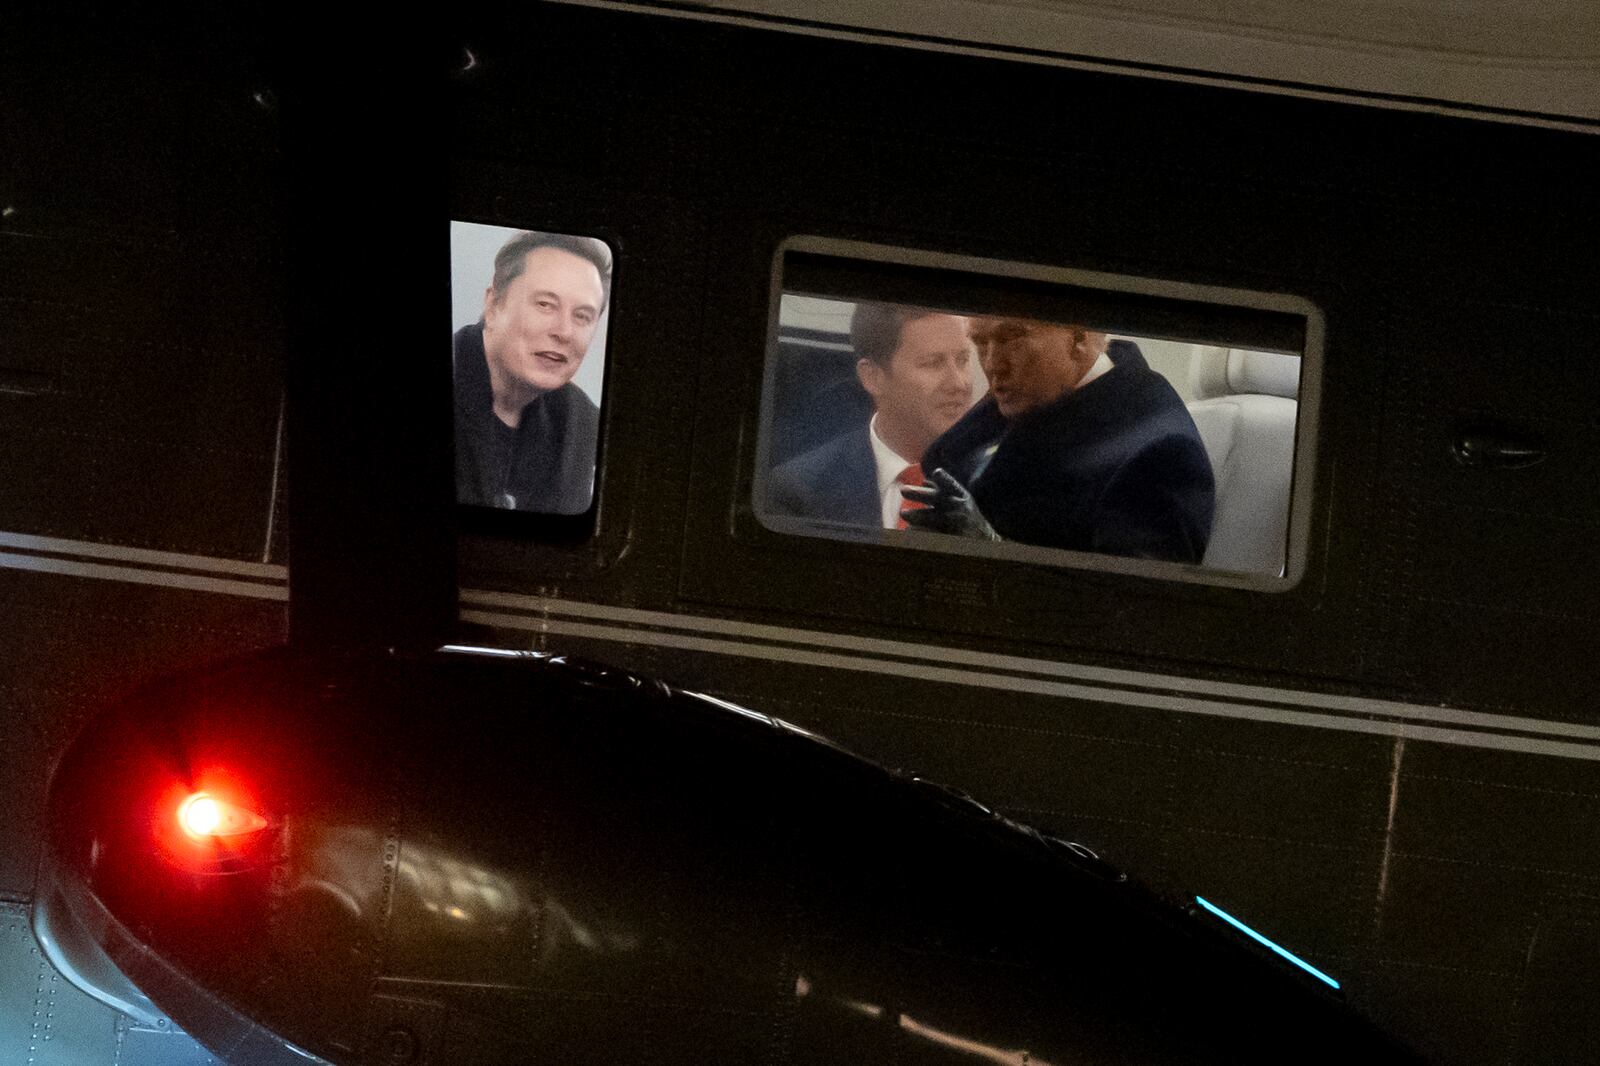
(177, 791, 268, 839)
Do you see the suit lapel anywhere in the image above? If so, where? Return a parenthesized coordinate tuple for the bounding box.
(839, 425, 881, 526)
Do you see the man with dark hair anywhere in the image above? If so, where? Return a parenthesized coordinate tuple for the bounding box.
(454, 231, 610, 513)
(905, 316, 1214, 564)
(767, 302, 976, 531)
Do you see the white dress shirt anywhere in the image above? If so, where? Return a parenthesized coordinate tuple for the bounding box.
(868, 414, 918, 530)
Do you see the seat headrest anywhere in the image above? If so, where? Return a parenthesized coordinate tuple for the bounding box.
(1190, 348, 1300, 400)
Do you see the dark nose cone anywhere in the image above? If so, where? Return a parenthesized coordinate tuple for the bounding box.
(45, 651, 388, 1060)
(44, 646, 1422, 1065)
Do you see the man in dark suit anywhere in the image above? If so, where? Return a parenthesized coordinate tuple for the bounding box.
(766, 302, 976, 531)
(906, 316, 1214, 564)
(454, 231, 609, 514)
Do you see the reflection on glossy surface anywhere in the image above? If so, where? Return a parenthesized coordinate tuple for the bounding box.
(899, 1012, 1057, 1066)
(689, 690, 775, 724)
(793, 971, 1063, 1064)
(39, 646, 1421, 1065)
(386, 831, 643, 989)
(396, 843, 524, 926)
(840, 997, 885, 1019)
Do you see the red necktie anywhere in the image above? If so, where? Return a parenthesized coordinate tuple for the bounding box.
(896, 463, 927, 530)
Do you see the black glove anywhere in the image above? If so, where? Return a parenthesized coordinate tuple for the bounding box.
(900, 468, 1000, 541)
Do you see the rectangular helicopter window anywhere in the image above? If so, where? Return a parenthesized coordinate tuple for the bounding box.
(754, 238, 1321, 589)
(451, 220, 611, 521)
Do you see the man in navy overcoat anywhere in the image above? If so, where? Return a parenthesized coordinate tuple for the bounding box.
(910, 318, 1214, 564)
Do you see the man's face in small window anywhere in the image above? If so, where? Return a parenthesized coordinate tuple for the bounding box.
(969, 316, 1101, 419)
(482, 246, 605, 394)
(858, 313, 976, 459)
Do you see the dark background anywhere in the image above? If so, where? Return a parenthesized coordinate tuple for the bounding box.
(2, 4, 1598, 1063)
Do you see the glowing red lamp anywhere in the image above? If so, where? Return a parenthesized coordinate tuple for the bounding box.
(176, 791, 267, 839)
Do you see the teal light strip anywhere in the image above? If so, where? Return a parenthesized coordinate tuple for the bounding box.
(1195, 896, 1341, 990)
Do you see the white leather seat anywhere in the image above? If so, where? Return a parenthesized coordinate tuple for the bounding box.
(1186, 349, 1300, 576)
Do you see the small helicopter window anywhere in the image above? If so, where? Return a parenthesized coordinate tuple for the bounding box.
(450, 220, 612, 519)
